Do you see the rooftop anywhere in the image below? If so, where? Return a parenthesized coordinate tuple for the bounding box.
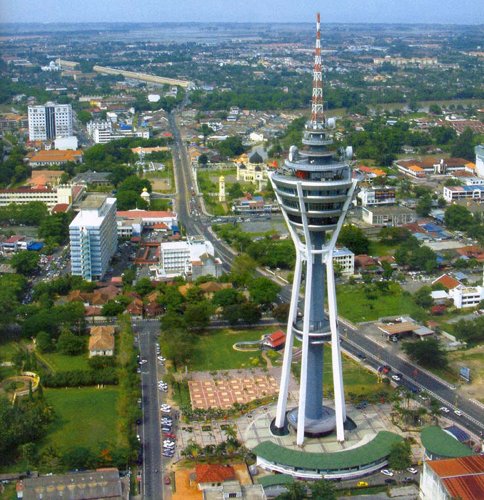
(195, 464, 236, 484)
(253, 431, 402, 471)
(421, 426, 475, 459)
(80, 194, 109, 210)
(427, 456, 484, 500)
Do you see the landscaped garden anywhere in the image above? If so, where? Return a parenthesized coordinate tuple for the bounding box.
(188, 328, 275, 371)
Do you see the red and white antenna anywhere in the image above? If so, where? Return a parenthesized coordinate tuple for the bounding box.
(310, 12, 324, 127)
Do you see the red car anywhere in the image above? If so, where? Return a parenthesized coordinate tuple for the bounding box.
(164, 476, 171, 485)
(163, 432, 175, 439)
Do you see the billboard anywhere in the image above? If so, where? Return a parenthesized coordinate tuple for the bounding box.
(459, 367, 471, 382)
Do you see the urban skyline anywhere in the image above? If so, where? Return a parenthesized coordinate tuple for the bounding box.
(2, 0, 484, 24)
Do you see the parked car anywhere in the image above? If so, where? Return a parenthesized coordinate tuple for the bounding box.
(356, 481, 368, 487)
(381, 469, 394, 477)
(407, 467, 418, 474)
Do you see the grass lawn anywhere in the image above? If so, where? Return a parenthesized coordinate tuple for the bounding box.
(368, 240, 396, 257)
(188, 328, 275, 371)
(42, 387, 119, 452)
(337, 283, 424, 323)
(38, 352, 90, 372)
(292, 343, 391, 400)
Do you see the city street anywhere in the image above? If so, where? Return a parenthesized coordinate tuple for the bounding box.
(134, 319, 164, 499)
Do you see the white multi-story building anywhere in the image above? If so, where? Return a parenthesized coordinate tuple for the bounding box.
(443, 185, 484, 203)
(357, 187, 396, 207)
(69, 195, 117, 281)
(333, 248, 355, 275)
(87, 120, 150, 144)
(156, 237, 222, 279)
(0, 184, 82, 209)
(475, 144, 484, 178)
(28, 102, 73, 141)
(449, 285, 484, 308)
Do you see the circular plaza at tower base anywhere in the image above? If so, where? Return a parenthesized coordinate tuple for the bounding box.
(253, 431, 403, 480)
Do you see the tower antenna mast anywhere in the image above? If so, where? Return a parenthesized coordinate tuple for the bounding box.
(310, 12, 324, 127)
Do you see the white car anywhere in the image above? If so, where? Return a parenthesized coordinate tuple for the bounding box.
(157, 356, 166, 362)
(407, 467, 418, 474)
(381, 469, 394, 477)
(440, 406, 450, 413)
(391, 375, 401, 382)
(454, 409, 463, 416)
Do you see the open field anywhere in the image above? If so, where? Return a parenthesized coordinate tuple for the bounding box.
(42, 387, 119, 452)
(448, 346, 484, 402)
(337, 283, 424, 323)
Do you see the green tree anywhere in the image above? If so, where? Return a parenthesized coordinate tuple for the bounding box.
(445, 205, 473, 230)
(309, 479, 336, 500)
(414, 286, 433, 308)
(276, 481, 306, 500)
(198, 153, 208, 166)
(184, 301, 213, 330)
(36, 331, 53, 353)
(239, 302, 262, 325)
(273, 303, 290, 323)
(228, 182, 244, 199)
(212, 288, 243, 308)
(77, 110, 92, 124)
(102, 300, 126, 317)
(402, 338, 448, 368)
(57, 330, 85, 355)
(388, 440, 412, 470)
(450, 128, 475, 161)
(134, 277, 154, 296)
(38, 213, 71, 245)
(216, 136, 245, 158)
(416, 195, 432, 217)
(249, 277, 280, 306)
(338, 224, 370, 255)
(222, 305, 241, 325)
(10, 251, 40, 275)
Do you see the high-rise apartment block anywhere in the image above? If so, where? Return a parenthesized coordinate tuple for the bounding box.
(28, 102, 73, 141)
(69, 195, 117, 282)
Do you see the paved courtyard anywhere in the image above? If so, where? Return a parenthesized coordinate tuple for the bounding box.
(188, 369, 279, 410)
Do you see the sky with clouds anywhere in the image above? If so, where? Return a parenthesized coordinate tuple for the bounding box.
(1, 0, 483, 24)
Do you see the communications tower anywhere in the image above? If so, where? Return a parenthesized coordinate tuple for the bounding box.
(270, 13, 357, 445)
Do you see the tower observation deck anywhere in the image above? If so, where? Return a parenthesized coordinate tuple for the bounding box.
(270, 13, 357, 445)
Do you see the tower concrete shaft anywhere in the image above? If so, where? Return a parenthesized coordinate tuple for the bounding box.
(270, 13, 357, 445)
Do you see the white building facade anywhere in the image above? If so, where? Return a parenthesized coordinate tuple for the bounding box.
(69, 195, 117, 281)
(333, 248, 355, 275)
(28, 102, 73, 141)
(0, 184, 82, 208)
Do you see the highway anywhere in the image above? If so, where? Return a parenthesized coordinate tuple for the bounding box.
(134, 319, 164, 499)
(168, 110, 484, 442)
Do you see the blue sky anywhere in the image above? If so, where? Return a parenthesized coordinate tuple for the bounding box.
(1, 0, 483, 24)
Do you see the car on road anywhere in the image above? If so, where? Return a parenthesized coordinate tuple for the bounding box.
(157, 356, 166, 362)
(356, 481, 368, 487)
(440, 406, 450, 413)
(139, 359, 148, 365)
(407, 467, 418, 474)
(454, 409, 463, 416)
(381, 469, 394, 477)
(391, 375, 401, 382)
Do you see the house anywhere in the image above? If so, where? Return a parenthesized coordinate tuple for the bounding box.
(432, 274, 461, 290)
(88, 326, 115, 357)
(198, 281, 233, 298)
(202, 481, 266, 500)
(126, 298, 143, 318)
(193, 464, 236, 491)
(28, 149, 83, 167)
(262, 330, 286, 351)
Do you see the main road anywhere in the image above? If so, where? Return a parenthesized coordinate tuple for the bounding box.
(168, 110, 484, 441)
(134, 319, 164, 499)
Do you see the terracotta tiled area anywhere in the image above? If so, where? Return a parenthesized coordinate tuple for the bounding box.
(172, 463, 252, 500)
(188, 371, 279, 410)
